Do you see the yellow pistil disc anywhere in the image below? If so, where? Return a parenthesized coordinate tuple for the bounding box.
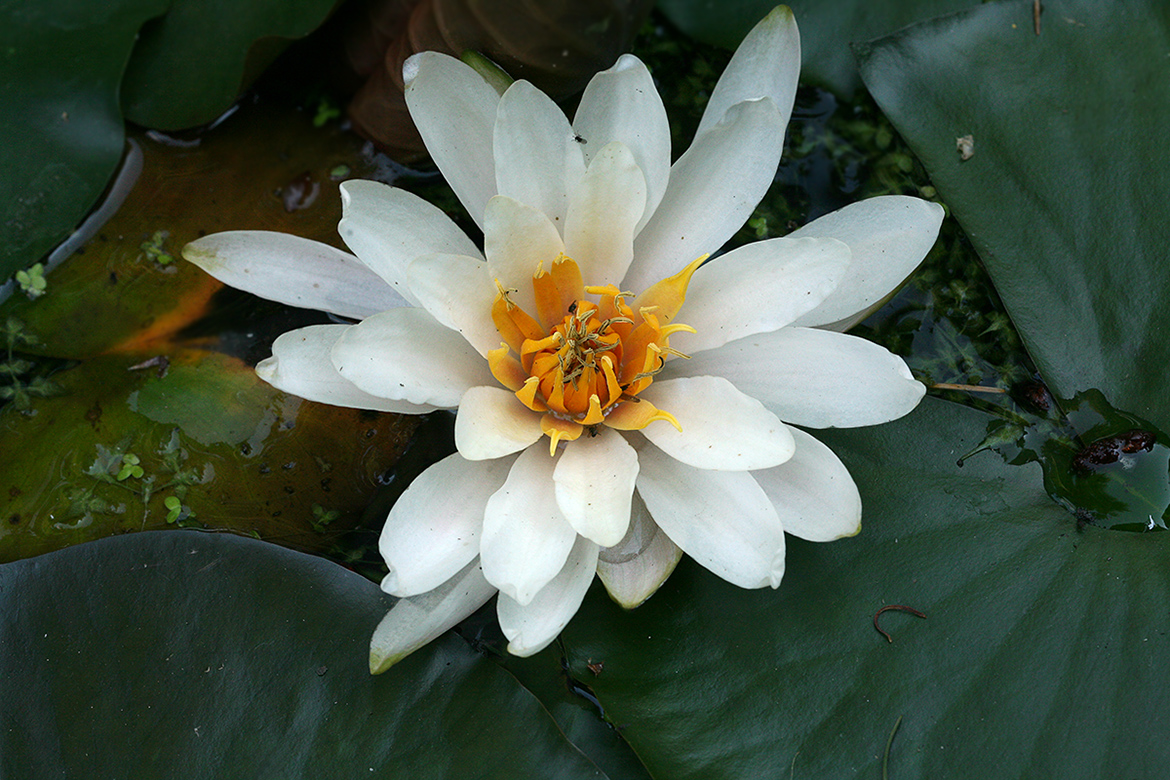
(488, 254, 701, 451)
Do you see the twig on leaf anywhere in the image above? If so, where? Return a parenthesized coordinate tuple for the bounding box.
(873, 605, 927, 643)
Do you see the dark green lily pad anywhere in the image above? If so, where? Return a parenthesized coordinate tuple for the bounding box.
(495, 644, 655, 780)
(0, 531, 607, 779)
(655, 0, 979, 96)
(121, 0, 340, 129)
(0, 0, 168, 280)
(557, 398, 1170, 778)
(0, 349, 417, 563)
(856, 0, 1170, 434)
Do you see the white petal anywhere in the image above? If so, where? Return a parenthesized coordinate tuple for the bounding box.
(369, 558, 497, 674)
(627, 98, 785, 293)
(403, 52, 500, 230)
(787, 196, 945, 329)
(638, 376, 795, 471)
(182, 231, 407, 319)
(697, 6, 800, 139)
(484, 195, 566, 317)
(379, 453, 514, 597)
(664, 327, 925, 428)
(672, 236, 851, 354)
(753, 428, 862, 542)
(563, 142, 646, 287)
(497, 535, 599, 657)
(331, 308, 493, 407)
(256, 325, 436, 414)
(636, 446, 785, 589)
(481, 445, 578, 605)
(494, 80, 586, 231)
(573, 54, 671, 233)
(338, 180, 483, 306)
(455, 386, 544, 460)
(553, 428, 639, 547)
(406, 253, 499, 356)
(596, 492, 683, 608)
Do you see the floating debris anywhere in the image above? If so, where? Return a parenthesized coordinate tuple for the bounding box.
(956, 134, 975, 161)
(1071, 429, 1157, 471)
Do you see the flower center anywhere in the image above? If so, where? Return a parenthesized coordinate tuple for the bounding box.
(487, 253, 704, 452)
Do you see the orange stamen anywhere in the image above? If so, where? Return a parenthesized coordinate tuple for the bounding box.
(493, 255, 702, 452)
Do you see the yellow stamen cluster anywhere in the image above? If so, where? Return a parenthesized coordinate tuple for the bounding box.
(488, 253, 704, 453)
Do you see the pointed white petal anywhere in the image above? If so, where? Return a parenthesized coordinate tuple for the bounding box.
(256, 325, 436, 413)
(183, 231, 407, 319)
(403, 52, 500, 230)
(481, 445, 578, 605)
(483, 195, 565, 317)
(636, 445, 785, 589)
(563, 142, 646, 287)
(787, 196, 945, 329)
(369, 559, 497, 674)
(697, 6, 800, 139)
(406, 253, 499, 356)
(627, 98, 784, 293)
(596, 492, 683, 608)
(337, 180, 483, 306)
(497, 535, 599, 657)
(663, 327, 925, 428)
(379, 453, 514, 597)
(573, 54, 671, 233)
(494, 80, 586, 231)
(331, 308, 493, 407)
(753, 428, 862, 542)
(638, 376, 795, 471)
(455, 386, 544, 460)
(672, 236, 850, 354)
(552, 428, 639, 547)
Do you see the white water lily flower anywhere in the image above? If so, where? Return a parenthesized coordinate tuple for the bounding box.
(183, 6, 943, 672)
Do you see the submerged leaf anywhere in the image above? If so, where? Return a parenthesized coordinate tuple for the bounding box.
(0, 100, 374, 360)
(0, 351, 418, 563)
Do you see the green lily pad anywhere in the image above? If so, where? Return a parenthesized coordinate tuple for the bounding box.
(556, 398, 1170, 778)
(0, 531, 608, 779)
(655, 0, 979, 96)
(0, 349, 417, 563)
(121, 0, 340, 130)
(0, 0, 168, 280)
(856, 0, 1170, 434)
